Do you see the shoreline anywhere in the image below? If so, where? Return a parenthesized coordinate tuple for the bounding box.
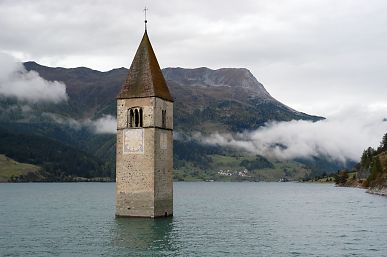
(367, 187, 387, 196)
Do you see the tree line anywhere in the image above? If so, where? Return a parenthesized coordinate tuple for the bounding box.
(336, 133, 387, 187)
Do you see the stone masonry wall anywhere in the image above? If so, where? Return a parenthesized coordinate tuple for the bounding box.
(116, 97, 173, 217)
(154, 97, 173, 217)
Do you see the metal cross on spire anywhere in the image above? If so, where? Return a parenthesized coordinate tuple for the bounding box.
(143, 6, 148, 31)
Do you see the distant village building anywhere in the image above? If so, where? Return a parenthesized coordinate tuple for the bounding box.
(115, 28, 173, 218)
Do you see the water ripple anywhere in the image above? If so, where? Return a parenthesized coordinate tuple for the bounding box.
(0, 182, 386, 256)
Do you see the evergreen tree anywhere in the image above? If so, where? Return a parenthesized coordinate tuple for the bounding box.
(367, 147, 375, 158)
(360, 147, 375, 169)
(368, 157, 382, 185)
(379, 133, 387, 152)
(360, 150, 368, 168)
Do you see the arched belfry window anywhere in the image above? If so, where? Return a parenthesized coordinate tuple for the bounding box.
(128, 107, 143, 128)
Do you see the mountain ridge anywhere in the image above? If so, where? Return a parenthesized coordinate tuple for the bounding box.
(22, 61, 322, 133)
(0, 61, 331, 182)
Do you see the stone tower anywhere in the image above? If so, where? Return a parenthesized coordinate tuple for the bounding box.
(115, 30, 173, 218)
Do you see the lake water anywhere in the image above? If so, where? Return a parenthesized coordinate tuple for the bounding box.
(0, 182, 386, 257)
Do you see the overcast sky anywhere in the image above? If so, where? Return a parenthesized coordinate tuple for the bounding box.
(1, 0, 386, 116)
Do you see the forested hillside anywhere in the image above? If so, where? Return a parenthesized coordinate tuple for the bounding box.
(334, 133, 387, 191)
(0, 127, 112, 181)
(359, 133, 387, 187)
(0, 62, 348, 182)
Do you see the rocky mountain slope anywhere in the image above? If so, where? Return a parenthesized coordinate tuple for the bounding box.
(21, 62, 322, 132)
(0, 62, 329, 181)
(164, 67, 322, 132)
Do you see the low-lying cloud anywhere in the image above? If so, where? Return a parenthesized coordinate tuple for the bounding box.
(88, 115, 116, 134)
(195, 106, 387, 163)
(0, 53, 68, 103)
(41, 112, 82, 130)
(42, 112, 117, 134)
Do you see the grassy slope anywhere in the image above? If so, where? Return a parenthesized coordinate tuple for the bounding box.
(174, 154, 310, 182)
(0, 127, 111, 179)
(210, 154, 310, 181)
(17, 63, 331, 181)
(0, 154, 41, 182)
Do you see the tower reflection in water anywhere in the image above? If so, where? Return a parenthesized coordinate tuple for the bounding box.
(112, 217, 178, 256)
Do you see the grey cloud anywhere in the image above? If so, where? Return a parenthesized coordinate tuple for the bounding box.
(88, 115, 117, 134)
(0, 53, 68, 103)
(0, 0, 386, 115)
(195, 106, 387, 163)
(41, 112, 82, 130)
(42, 112, 117, 134)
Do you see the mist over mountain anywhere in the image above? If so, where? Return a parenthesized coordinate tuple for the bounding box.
(163, 67, 322, 132)
(0, 61, 339, 181)
(20, 62, 322, 132)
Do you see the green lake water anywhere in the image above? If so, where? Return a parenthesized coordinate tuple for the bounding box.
(0, 182, 386, 256)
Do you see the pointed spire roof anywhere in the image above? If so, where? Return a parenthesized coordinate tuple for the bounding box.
(117, 31, 173, 102)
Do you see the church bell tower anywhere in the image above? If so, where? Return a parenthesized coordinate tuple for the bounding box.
(115, 29, 173, 218)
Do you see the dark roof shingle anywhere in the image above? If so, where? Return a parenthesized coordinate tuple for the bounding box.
(117, 31, 173, 102)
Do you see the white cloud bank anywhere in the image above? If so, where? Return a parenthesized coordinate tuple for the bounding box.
(88, 115, 117, 134)
(1, 0, 387, 115)
(43, 113, 117, 134)
(195, 106, 387, 163)
(0, 53, 68, 103)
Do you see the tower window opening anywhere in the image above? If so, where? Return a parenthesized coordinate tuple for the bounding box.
(134, 109, 139, 127)
(128, 109, 134, 127)
(128, 107, 143, 128)
(162, 110, 166, 128)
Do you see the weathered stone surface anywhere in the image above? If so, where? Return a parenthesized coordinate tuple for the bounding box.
(116, 95, 173, 218)
(117, 32, 173, 102)
(116, 30, 173, 218)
